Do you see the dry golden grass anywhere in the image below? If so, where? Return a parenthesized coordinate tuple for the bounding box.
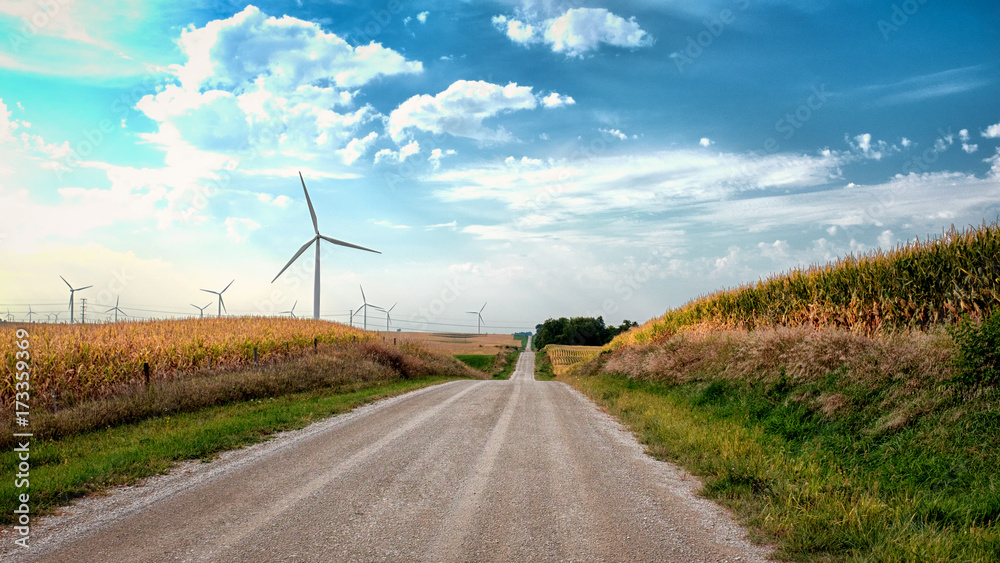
(392, 332, 518, 355)
(1, 317, 375, 405)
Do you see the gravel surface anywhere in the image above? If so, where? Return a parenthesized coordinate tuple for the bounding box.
(3, 350, 774, 562)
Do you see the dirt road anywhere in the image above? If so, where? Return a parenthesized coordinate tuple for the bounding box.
(12, 350, 771, 562)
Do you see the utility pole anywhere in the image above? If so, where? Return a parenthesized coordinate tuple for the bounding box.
(81, 298, 87, 324)
(350, 309, 353, 327)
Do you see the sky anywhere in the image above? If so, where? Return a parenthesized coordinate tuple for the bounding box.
(1, 0, 999, 333)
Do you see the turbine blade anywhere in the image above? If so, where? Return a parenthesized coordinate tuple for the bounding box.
(78, 285, 93, 291)
(271, 238, 316, 283)
(60, 275, 72, 289)
(319, 235, 381, 254)
(200, 289, 218, 295)
(220, 295, 227, 314)
(388, 303, 396, 313)
(480, 302, 487, 313)
(205, 302, 212, 309)
(360, 285, 366, 303)
(300, 171, 320, 235)
(222, 279, 235, 293)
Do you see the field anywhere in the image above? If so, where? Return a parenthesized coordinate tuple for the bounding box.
(392, 332, 520, 355)
(612, 222, 1000, 349)
(543, 345, 602, 375)
(0, 317, 376, 407)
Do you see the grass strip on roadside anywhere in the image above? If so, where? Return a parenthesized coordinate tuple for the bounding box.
(564, 371, 1000, 562)
(0, 376, 457, 526)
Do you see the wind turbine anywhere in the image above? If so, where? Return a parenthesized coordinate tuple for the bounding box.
(105, 296, 127, 322)
(271, 171, 381, 320)
(280, 300, 298, 319)
(191, 302, 212, 318)
(4, 308, 12, 322)
(200, 280, 234, 318)
(25, 305, 36, 323)
(60, 275, 92, 323)
(381, 303, 396, 332)
(355, 285, 381, 330)
(467, 302, 487, 335)
(51, 311, 60, 323)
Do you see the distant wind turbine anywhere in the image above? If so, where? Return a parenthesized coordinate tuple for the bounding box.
(191, 302, 212, 318)
(51, 311, 60, 323)
(4, 308, 12, 322)
(105, 295, 127, 322)
(356, 285, 382, 331)
(467, 302, 487, 334)
(60, 275, 92, 324)
(25, 305, 36, 323)
(280, 300, 298, 319)
(382, 303, 396, 332)
(200, 280, 234, 318)
(271, 171, 381, 320)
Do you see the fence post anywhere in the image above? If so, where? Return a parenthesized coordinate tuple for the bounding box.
(143, 362, 150, 386)
(254, 347, 259, 365)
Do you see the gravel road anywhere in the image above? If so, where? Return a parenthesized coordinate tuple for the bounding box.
(7, 350, 772, 562)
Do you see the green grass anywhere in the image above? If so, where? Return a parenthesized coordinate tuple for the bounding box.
(566, 371, 1000, 562)
(0, 376, 457, 525)
(534, 349, 556, 381)
(454, 354, 495, 372)
(513, 334, 529, 350)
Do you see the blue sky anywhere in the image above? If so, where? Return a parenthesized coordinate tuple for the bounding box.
(1, 0, 999, 332)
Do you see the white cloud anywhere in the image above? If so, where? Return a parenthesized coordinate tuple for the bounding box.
(983, 121, 1000, 139)
(224, 217, 261, 243)
(963, 142, 979, 154)
(0, 98, 13, 143)
(877, 229, 896, 248)
(494, 8, 653, 57)
(900, 137, 912, 148)
(699, 137, 713, 147)
(848, 133, 892, 160)
(339, 131, 379, 165)
(600, 128, 628, 141)
(426, 220, 458, 231)
(374, 140, 420, 164)
(136, 6, 421, 176)
(257, 193, 291, 207)
(417, 11, 429, 23)
(428, 148, 456, 170)
(757, 239, 789, 261)
(372, 220, 411, 229)
(960, 129, 971, 142)
(388, 80, 569, 142)
(541, 92, 575, 108)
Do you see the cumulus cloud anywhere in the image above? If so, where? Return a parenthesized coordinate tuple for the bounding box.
(258, 193, 291, 207)
(417, 11, 429, 23)
(428, 147, 456, 170)
(388, 80, 571, 142)
(541, 92, 575, 108)
(699, 137, 713, 147)
(136, 6, 422, 173)
(224, 217, 261, 243)
(339, 132, 379, 165)
(374, 140, 420, 164)
(600, 128, 628, 141)
(983, 121, 1000, 139)
(493, 8, 652, 57)
(848, 133, 893, 160)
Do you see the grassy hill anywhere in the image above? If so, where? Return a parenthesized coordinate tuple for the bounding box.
(567, 222, 1000, 562)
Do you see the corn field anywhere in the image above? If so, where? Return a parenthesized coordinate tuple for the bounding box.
(544, 345, 602, 374)
(612, 222, 1000, 349)
(0, 317, 375, 405)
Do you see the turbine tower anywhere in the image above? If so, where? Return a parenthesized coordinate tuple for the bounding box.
(60, 275, 92, 323)
(280, 300, 298, 319)
(200, 280, 234, 318)
(191, 302, 212, 318)
(467, 302, 487, 335)
(105, 296, 127, 322)
(355, 285, 381, 331)
(271, 171, 381, 320)
(382, 303, 396, 332)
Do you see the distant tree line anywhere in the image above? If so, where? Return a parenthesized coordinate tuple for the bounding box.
(533, 317, 638, 349)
